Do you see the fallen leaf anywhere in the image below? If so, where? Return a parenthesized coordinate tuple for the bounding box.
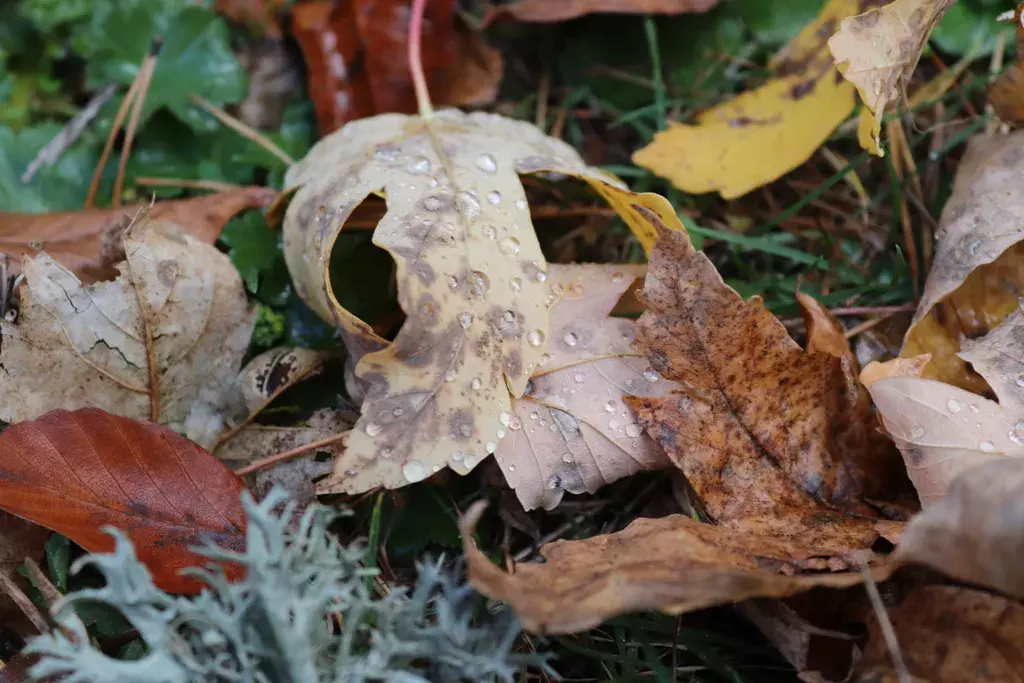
(0, 409, 246, 594)
(461, 500, 879, 634)
(495, 263, 674, 510)
(282, 109, 682, 494)
(215, 408, 351, 466)
(855, 586, 1024, 682)
(633, 0, 885, 199)
(215, 0, 286, 37)
(0, 213, 255, 449)
(626, 226, 905, 554)
(864, 307, 1024, 506)
(858, 354, 929, 386)
(988, 3, 1024, 126)
(900, 131, 1024, 395)
(291, 0, 502, 135)
(0, 512, 49, 632)
(232, 346, 332, 417)
(483, 0, 720, 24)
(828, 0, 955, 155)
(893, 458, 1024, 599)
(0, 188, 275, 281)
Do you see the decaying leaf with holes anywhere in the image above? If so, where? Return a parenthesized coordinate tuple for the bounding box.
(282, 109, 683, 494)
(0, 215, 255, 448)
(900, 131, 1024, 395)
(461, 500, 885, 634)
(864, 306, 1024, 506)
(625, 227, 907, 558)
(494, 264, 674, 510)
(829, 0, 955, 155)
(633, 0, 885, 199)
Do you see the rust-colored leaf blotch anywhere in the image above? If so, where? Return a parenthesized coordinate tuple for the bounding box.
(0, 409, 246, 593)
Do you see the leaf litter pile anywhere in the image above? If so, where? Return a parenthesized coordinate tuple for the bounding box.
(3, 0, 1024, 681)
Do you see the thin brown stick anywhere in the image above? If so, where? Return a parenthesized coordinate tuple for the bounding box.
(861, 562, 912, 683)
(830, 304, 916, 316)
(0, 572, 49, 633)
(188, 93, 295, 166)
(844, 316, 887, 340)
(85, 75, 143, 208)
(536, 72, 550, 131)
(235, 431, 350, 476)
(135, 176, 245, 193)
(113, 48, 159, 208)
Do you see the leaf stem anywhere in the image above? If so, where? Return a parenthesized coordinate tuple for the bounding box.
(234, 431, 350, 476)
(409, 0, 434, 118)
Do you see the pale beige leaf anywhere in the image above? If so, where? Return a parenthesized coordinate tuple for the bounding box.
(495, 263, 673, 510)
(234, 346, 332, 416)
(283, 109, 683, 494)
(865, 306, 1024, 506)
(828, 0, 955, 154)
(215, 408, 351, 466)
(894, 458, 1024, 599)
(900, 131, 1024, 394)
(461, 500, 885, 635)
(0, 216, 255, 447)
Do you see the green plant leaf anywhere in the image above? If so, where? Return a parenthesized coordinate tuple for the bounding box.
(219, 211, 282, 294)
(932, 0, 1015, 57)
(0, 124, 97, 211)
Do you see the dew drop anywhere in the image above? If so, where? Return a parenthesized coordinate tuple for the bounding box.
(979, 440, 996, 453)
(402, 460, 429, 482)
(392, 407, 405, 417)
(502, 310, 516, 324)
(529, 411, 538, 420)
(497, 237, 521, 257)
(563, 331, 578, 347)
(1011, 423, 1024, 445)
(508, 415, 522, 430)
(459, 311, 474, 329)
(605, 400, 616, 413)
(407, 155, 431, 174)
(611, 271, 624, 283)
(476, 153, 497, 173)
(468, 270, 490, 296)
(464, 455, 477, 468)
(445, 368, 457, 382)
(608, 419, 621, 430)
(535, 270, 548, 283)
(447, 275, 459, 290)
(538, 353, 552, 366)
(574, 373, 584, 383)
(455, 191, 481, 221)
(625, 423, 642, 437)
(487, 190, 502, 205)
(947, 398, 962, 413)
(969, 403, 979, 413)
(643, 369, 660, 382)
(499, 411, 512, 426)
(452, 450, 465, 462)
(1016, 376, 1024, 388)
(528, 329, 546, 347)
(482, 224, 497, 240)
(509, 277, 522, 292)
(561, 452, 573, 463)
(471, 376, 483, 390)
(909, 426, 925, 439)
(497, 428, 507, 439)
(515, 198, 528, 210)
(381, 447, 393, 459)
(365, 422, 382, 437)
(423, 196, 442, 211)
(507, 465, 516, 473)
(485, 441, 498, 453)
(547, 474, 563, 490)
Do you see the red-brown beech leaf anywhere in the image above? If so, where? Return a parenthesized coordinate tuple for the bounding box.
(0, 409, 246, 594)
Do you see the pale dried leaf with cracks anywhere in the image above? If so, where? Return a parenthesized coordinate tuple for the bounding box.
(829, 0, 955, 154)
(863, 305, 1024, 506)
(0, 216, 255, 448)
(495, 263, 673, 510)
(282, 109, 682, 493)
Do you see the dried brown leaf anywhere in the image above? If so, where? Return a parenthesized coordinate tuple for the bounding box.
(864, 306, 1024, 506)
(828, 0, 955, 154)
(215, 408, 351, 466)
(988, 3, 1024, 126)
(282, 109, 683, 493)
(627, 228, 905, 556)
(484, 0, 720, 24)
(0, 188, 275, 281)
(461, 500, 880, 635)
(495, 263, 673, 510)
(855, 586, 1024, 682)
(0, 215, 255, 448)
(900, 131, 1024, 394)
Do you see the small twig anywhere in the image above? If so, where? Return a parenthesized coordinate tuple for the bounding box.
(0, 572, 49, 634)
(22, 84, 117, 183)
(860, 562, 911, 683)
(113, 43, 160, 208)
(830, 304, 916, 316)
(86, 65, 146, 207)
(844, 316, 888, 340)
(187, 93, 294, 166)
(536, 72, 550, 131)
(235, 431, 350, 477)
(408, 0, 434, 118)
(135, 176, 245, 193)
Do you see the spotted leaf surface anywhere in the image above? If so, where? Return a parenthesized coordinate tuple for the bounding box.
(495, 264, 673, 510)
(283, 109, 683, 493)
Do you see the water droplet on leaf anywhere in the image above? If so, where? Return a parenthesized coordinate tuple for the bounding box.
(403, 460, 429, 482)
